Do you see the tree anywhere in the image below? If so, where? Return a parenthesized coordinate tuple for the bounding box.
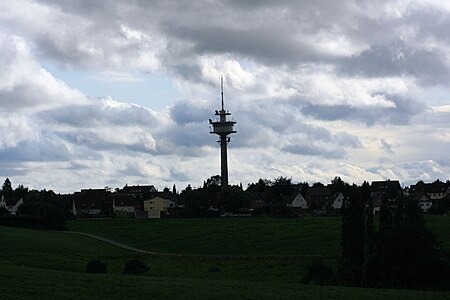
(2, 178, 12, 196)
(365, 194, 450, 289)
(340, 184, 365, 286)
(366, 224, 449, 289)
(271, 176, 294, 198)
(15, 184, 28, 199)
(172, 184, 177, 195)
(221, 185, 250, 213)
(0, 207, 10, 216)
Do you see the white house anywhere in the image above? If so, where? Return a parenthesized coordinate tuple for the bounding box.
(413, 192, 433, 213)
(5, 197, 23, 215)
(0, 194, 5, 209)
(165, 199, 176, 210)
(290, 193, 308, 209)
(328, 192, 344, 209)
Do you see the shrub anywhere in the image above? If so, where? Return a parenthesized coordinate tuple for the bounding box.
(85, 259, 107, 274)
(301, 259, 333, 285)
(209, 266, 220, 273)
(123, 259, 149, 275)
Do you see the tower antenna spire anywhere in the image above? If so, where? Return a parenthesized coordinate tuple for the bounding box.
(221, 76, 224, 111)
(209, 75, 236, 188)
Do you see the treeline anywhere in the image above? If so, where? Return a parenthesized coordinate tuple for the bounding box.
(0, 178, 69, 230)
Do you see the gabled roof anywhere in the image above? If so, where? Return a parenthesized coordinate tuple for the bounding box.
(371, 180, 401, 192)
(410, 181, 448, 194)
(5, 196, 22, 207)
(410, 191, 431, 202)
(122, 185, 157, 194)
(155, 191, 177, 201)
(73, 192, 103, 209)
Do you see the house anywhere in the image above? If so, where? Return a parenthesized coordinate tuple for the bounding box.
(411, 191, 432, 213)
(410, 180, 448, 200)
(290, 192, 308, 209)
(0, 192, 5, 210)
(143, 196, 166, 218)
(426, 181, 448, 200)
(122, 185, 157, 199)
(112, 194, 138, 216)
(370, 192, 383, 214)
(371, 180, 402, 202)
(72, 189, 110, 216)
(165, 199, 176, 210)
(1, 194, 23, 215)
(326, 192, 344, 210)
(306, 185, 331, 211)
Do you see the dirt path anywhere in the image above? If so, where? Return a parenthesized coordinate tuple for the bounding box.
(64, 231, 336, 261)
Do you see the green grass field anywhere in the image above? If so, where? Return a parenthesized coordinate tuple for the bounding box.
(1, 215, 449, 299)
(68, 215, 450, 256)
(68, 217, 342, 256)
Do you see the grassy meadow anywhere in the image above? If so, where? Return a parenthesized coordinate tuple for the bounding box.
(0, 215, 449, 299)
(68, 215, 450, 256)
(68, 216, 342, 256)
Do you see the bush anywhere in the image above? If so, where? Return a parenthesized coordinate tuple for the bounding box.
(123, 259, 149, 275)
(85, 259, 107, 274)
(209, 266, 220, 273)
(301, 260, 334, 285)
(0, 207, 10, 216)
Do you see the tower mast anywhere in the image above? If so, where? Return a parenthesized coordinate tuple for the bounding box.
(209, 77, 236, 188)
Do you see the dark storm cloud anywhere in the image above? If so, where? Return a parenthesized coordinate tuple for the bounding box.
(163, 25, 321, 67)
(299, 94, 426, 125)
(337, 44, 450, 85)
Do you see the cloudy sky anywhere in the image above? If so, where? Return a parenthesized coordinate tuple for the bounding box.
(1, 0, 449, 193)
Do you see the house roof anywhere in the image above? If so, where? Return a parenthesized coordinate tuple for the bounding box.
(410, 181, 448, 194)
(410, 191, 431, 202)
(73, 192, 103, 209)
(155, 191, 177, 201)
(122, 185, 157, 195)
(371, 180, 401, 192)
(112, 194, 136, 207)
(5, 196, 22, 207)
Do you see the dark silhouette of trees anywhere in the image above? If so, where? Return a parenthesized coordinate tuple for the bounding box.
(221, 185, 250, 213)
(340, 184, 366, 286)
(15, 190, 67, 230)
(14, 184, 28, 199)
(2, 178, 13, 197)
(172, 184, 177, 195)
(365, 196, 450, 289)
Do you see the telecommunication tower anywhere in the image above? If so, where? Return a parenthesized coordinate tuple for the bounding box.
(209, 77, 236, 188)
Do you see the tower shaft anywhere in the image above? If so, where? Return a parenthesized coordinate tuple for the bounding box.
(220, 135, 229, 187)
